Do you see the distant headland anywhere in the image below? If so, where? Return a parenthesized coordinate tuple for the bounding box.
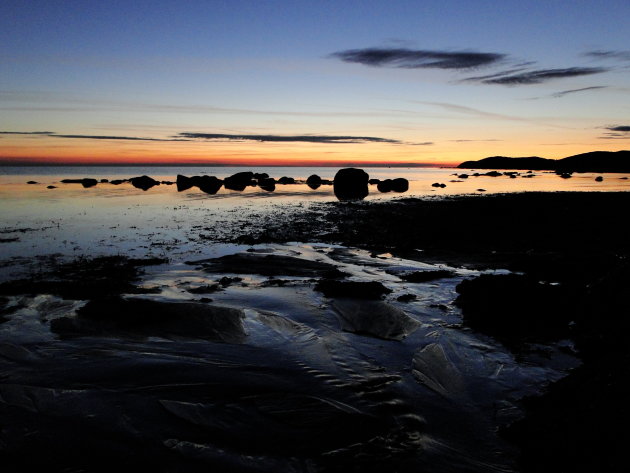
(458, 150, 630, 173)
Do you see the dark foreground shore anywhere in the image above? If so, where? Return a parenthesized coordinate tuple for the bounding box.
(236, 191, 630, 472)
(1, 191, 628, 472)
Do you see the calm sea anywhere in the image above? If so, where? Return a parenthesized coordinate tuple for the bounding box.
(1, 165, 629, 264)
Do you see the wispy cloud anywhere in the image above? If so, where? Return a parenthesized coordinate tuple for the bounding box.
(450, 139, 503, 142)
(584, 50, 630, 62)
(51, 134, 190, 142)
(467, 67, 608, 85)
(0, 91, 415, 118)
(0, 131, 187, 142)
(0, 131, 53, 135)
(551, 86, 608, 98)
(600, 125, 630, 139)
(417, 101, 573, 129)
(330, 48, 505, 69)
(177, 132, 402, 144)
(0, 130, 409, 145)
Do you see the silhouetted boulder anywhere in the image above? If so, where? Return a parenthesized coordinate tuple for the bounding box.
(391, 178, 409, 192)
(61, 178, 98, 188)
(110, 179, 128, 185)
(306, 174, 322, 189)
(26, 181, 38, 184)
(333, 168, 369, 201)
(277, 176, 295, 185)
(100, 179, 109, 183)
(368, 178, 381, 185)
(253, 172, 269, 180)
(458, 174, 469, 179)
(130, 175, 159, 191)
(224, 171, 254, 191)
(195, 176, 223, 194)
(484, 171, 502, 177)
(377, 179, 393, 192)
(595, 176, 604, 182)
(431, 182, 446, 188)
(258, 177, 276, 192)
(47, 185, 57, 189)
(176, 174, 194, 191)
(177, 175, 223, 194)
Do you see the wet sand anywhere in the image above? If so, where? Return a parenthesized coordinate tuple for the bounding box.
(1, 191, 628, 472)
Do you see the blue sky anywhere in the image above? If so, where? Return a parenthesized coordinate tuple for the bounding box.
(1, 0, 629, 165)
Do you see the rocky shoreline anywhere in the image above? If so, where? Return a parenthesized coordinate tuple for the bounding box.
(1, 191, 628, 472)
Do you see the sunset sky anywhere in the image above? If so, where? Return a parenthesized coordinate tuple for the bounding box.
(1, 0, 629, 166)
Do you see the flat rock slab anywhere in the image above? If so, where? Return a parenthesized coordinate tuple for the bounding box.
(332, 299, 420, 340)
(189, 253, 346, 278)
(314, 279, 392, 299)
(51, 296, 245, 343)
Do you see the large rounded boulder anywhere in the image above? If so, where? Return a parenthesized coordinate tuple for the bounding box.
(333, 168, 369, 201)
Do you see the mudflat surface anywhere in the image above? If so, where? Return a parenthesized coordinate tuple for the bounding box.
(1, 191, 629, 472)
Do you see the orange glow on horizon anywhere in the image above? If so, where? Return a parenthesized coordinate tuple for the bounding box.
(1, 134, 626, 167)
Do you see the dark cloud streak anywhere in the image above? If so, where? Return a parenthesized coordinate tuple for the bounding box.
(584, 50, 630, 62)
(472, 67, 608, 85)
(177, 133, 402, 144)
(599, 125, 630, 139)
(551, 86, 607, 98)
(330, 48, 505, 69)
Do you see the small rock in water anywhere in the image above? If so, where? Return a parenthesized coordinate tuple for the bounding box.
(61, 178, 98, 188)
(130, 175, 160, 191)
(306, 174, 322, 189)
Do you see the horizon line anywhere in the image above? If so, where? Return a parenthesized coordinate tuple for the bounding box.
(0, 161, 457, 168)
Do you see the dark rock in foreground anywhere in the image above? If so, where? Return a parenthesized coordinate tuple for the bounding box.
(61, 178, 98, 188)
(277, 176, 295, 185)
(455, 274, 576, 345)
(130, 175, 160, 191)
(332, 299, 420, 340)
(52, 296, 245, 343)
(333, 168, 369, 201)
(189, 253, 346, 278)
(314, 279, 392, 299)
(26, 181, 38, 184)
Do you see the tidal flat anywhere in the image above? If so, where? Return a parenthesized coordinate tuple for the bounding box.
(1, 170, 629, 472)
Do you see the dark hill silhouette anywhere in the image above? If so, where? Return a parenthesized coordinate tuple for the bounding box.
(458, 150, 630, 172)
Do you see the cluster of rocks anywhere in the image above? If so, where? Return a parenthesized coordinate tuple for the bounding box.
(42, 168, 410, 201)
